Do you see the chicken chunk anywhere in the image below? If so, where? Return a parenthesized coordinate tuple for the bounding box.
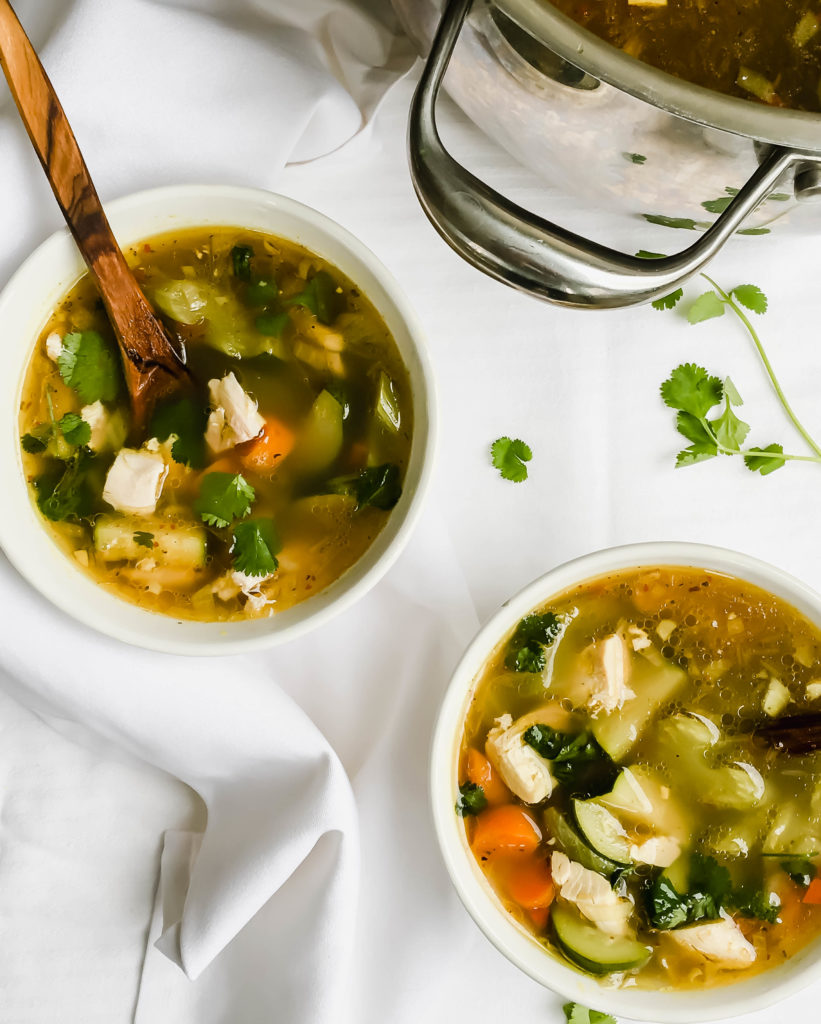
(81, 401, 109, 451)
(551, 851, 634, 936)
(205, 372, 265, 453)
(45, 331, 63, 362)
(103, 447, 168, 516)
(583, 632, 635, 714)
(485, 713, 555, 804)
(668, 917, 756, 968)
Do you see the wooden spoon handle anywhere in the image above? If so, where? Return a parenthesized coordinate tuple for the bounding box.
(0, 0, 187, 426)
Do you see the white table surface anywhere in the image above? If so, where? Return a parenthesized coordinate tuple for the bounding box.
(3, 60, 821, 1024)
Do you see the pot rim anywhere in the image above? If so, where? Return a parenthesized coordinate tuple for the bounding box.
(495, 0, 821, 151)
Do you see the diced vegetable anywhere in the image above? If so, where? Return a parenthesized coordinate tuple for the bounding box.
(737, 66, 781, 105)
(793, 11, 820, 46)
(543, 807, 621, 876)
(593, 651, 687, 759)
(94, 514, 207, 568)
(502, 855, 555, 909)
(466, 748, 511, 805)
(763, 677, 791, 717)
(764, 805, 821, 856)
(152, 280, 212, 325)
(374, 370, 401, 432)
(293, 390, 344, 475)
(471, 805, 542, 859)
(238, 416, 296, 472)
(803, 878, 821, 904)
(572, 799, 633, 865)
(551, 903, 651, 975)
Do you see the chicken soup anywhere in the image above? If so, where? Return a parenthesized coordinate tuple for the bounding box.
(457, 567, 821, 988)
(18, 227, 413, 621)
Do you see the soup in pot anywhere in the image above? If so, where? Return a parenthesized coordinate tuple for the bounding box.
(545, 0, 821, 111)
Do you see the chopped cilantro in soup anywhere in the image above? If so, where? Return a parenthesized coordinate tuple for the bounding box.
(458, 567, 821, 988)
(18, 228, 413, 621)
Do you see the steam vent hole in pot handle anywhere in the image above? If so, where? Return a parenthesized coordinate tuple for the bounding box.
(408, 0, 821, 309)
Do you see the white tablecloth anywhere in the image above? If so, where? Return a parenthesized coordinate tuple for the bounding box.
(2, 3, 820, 1022)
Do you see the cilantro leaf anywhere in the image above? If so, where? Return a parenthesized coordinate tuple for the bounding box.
(712, 391, 750, 451)
(506, 642, 545, 673)
(491, 437, 532, 482)
(676, 443, 717, 467)
(702, 196, 733, 214)
(732, 285, 768, 314)
(676, 411, 713, 446)
(623, 152, 646, 165)
(781, 858, 817, 886)
(327, 464, 402, 511)
(645, 875, 693, 929)
(21, 427, 51, 454)
(150, 397, 208, 468)
(687, 291, 726, 324)
(455, 782, 488, 817)
(524, 725, 618, 797)
(563, 1004, 616, 1024)
(34, 452, 93, 522)
(505, 612, 561, 672)
(231, 244, 253, 282)
(193, 472, 255, 528)
(744, 443, 785, 475)
(732, 886, 780, 924)
(57, 412, 91, 447)
(651, 288, 683, 311)
(689, 853, 732, 907)
(522, 724, 568, 760)
(285, 270, 342, 325)
(232, 519, 281, 578)
(661, 364, 723, 418)
(57, 331, 122, 404)
(133, 531, 154, 549)
(642, 214, 705, 230)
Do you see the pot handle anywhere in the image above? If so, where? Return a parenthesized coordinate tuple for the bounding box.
(408, 0, 815, 309)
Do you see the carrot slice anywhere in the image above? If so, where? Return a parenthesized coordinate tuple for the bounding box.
(466, 749, 510, 806)
(803, 878, 821, 904)
(503, 855, 555, 909)
(528, 905, 551, 931)
(471, 805, 541, 861)
(238, 416, 295, 472)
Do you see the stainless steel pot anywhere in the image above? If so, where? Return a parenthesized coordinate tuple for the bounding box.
(394, 0, 821, 308)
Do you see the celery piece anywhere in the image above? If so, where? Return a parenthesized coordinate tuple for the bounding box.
(794, 11, 820, 46)
(737, 66, 778, 104)
(375, 370, 401, 432)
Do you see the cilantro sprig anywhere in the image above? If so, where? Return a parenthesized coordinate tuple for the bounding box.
(655, 273, 821, 475)
(232, 519, 280, 578)
(505, 612, 562, 672)
(193, 472, 255, 528)
(57, 331, 122, 404)
(455, 782, 487, 817)
(563, 1003, 616, 1024)
(150, 396, 208, 468)
(491, 437, 532, 482)
(523, 725, 619, 798)
(22, 410, 91, 455)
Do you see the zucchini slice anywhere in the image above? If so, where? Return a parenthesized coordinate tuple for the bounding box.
(543, 808, 620, 877)
(551, 903, 651, 976)
(573, 799, 633, 866)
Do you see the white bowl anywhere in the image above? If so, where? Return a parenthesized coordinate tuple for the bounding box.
(0, 185, 436, 655)
(431, 542, 821, 1022)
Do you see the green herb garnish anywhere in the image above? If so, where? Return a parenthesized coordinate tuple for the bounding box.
(34, 451, 94, 522)
(285, 270, 342, 325)
(150, 396, 208, 468)
(57, 331, 122, 404)
(455, 782, 487, 817)
(523, 724, 618, 797)
(491, 436, 532, 482)
(781, 857, 817, 886)
(564, 1002, 617, 1024)
(232, 519, 281, 578)
(327, 464, 402, 511)
(231, 244, 253, 282)
(505, 612, 561, 673)
(255, 312, 290, 337)
(133, 531, 154, 549)
(622, 152, 646, 165)
(245, 280, 279, 307)
(193, 472, 255, 528)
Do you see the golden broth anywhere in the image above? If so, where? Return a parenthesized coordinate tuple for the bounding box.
(458, 567, 821, 989)
(18, 227, 413, 621)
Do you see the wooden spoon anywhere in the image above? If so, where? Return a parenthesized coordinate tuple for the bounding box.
(0, 0, 190, 431)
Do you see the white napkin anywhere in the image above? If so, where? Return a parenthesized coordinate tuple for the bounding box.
(0, 2, 445, 1022)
